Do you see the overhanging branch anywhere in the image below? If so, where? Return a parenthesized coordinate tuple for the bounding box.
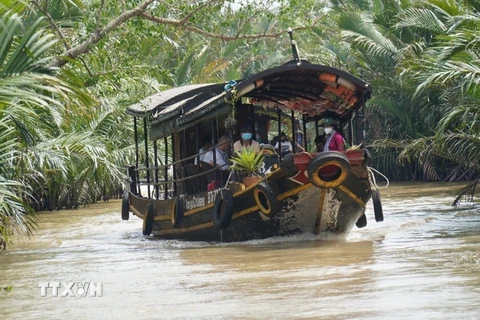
(51, 0, 155, 67)
(141, 12, 309, 40)
(50, 0, 315, 68)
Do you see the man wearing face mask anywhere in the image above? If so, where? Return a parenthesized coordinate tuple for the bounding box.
(234, 125, 260, 153)
(323, 118, 345, 152)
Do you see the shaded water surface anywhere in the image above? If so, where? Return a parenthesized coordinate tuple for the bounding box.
(1, 182, 479, 319)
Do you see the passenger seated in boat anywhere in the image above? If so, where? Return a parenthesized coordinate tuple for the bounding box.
(274, 132, 293, 157)
(203, 135, 230, 170)
(194, 137, 212, 165)
(322, 118, 345, 152)
(233, 125, 260, 153)
(315, 133, 326, 152)
(260, 143, 276, 155)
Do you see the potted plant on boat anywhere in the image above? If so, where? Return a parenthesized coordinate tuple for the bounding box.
(230, 148, 265, 187)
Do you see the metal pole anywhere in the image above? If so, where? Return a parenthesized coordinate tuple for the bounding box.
(350, 116, 354, 147)
(143, 118, 150, 198)
(164, 136, 168, 200)
(211, 117, 216, 166)
(172, 133, 177, 196)
(277, 109, 282, 161)
(291, 110, 296, 153)
(181, 130, 186, 162)
(134, 117, 140, 194)
(153, 139, 159, 200)
(287, 28, 301, 64)
(180, 131, 185, 193)
(361, 93, 366, 146)
(250, 104, 255, 138)
(302, 114, 307, 151)
(195, 124, 200, 165)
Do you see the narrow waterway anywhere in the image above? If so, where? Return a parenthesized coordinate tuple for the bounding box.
(1, 182, 479, 319)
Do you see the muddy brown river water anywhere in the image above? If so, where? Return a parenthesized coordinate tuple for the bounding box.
(0, 182, 479, 319)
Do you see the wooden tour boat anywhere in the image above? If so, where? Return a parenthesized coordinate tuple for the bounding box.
(121, 45, 384, 242)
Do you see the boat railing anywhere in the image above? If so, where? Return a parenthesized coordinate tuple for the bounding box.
(127, 146, 228, 198)
(135, 147, 214, 172)
(128, 146, 282, 198)
(136, 166, 219, 186)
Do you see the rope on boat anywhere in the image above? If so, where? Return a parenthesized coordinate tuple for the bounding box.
(220, 170, 235, 199)
(225, 170, 234, 187)
(367, 166, 390, 189)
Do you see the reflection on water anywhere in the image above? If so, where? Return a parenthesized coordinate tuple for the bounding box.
(0, 182, 479, 319)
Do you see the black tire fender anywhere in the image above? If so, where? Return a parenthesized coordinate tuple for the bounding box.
(121, 190, 130, 221)
(253, 182, 279, 216)
(171, 197, 184, 229)
(279, 153, 298, 176)
(213, 189, 234, 230)
(356, 213, 367, 228)
(307, 151, 351, 189)
(143, 201, 154, 235)
(372, 188, 384, 222)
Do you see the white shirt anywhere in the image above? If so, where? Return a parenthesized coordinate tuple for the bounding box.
(203, 148, 229, 170)
(233, 140, 260, 153)
(275, 140, 293, 153)
(194, 147, 208, 165)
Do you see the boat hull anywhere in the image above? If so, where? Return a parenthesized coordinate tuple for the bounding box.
(126, 150, 372, 242)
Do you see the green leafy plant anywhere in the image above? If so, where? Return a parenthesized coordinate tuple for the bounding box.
(230, 148, 265, 177)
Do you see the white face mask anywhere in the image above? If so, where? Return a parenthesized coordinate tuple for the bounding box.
(324, 127, 333, 135)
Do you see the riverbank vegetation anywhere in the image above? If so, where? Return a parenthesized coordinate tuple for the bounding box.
(1, 0, 479, 248)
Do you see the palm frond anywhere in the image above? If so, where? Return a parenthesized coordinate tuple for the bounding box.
(339, 12, 399, 63)
(396, 8, 447, 33)
(453, 178, 479, 206)
(414, 59, 480, 95)
(437, 104, 480, 133)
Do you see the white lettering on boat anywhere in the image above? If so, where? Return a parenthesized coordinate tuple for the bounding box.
(207, 189, 220, 204)
(184, 189, 220, 211)
(185, 196, 206, 210)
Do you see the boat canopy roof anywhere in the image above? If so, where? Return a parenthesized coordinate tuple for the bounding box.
(126, 61, 372, 140)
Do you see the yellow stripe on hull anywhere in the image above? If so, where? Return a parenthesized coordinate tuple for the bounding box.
(338, 185, 366, 208)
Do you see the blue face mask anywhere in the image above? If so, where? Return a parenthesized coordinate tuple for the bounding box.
(241, 133, 252, 140)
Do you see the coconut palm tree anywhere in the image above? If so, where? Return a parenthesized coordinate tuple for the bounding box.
(318, 0, 479, 184)
(393, 1, 480, 198)
(0, 12, 97, 248)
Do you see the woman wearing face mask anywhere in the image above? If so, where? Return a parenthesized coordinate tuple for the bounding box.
(323, 118, 345, 152)
(233, 125, 260, 153)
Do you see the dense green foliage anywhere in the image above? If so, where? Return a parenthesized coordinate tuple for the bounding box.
(0, 0, 479, 247)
